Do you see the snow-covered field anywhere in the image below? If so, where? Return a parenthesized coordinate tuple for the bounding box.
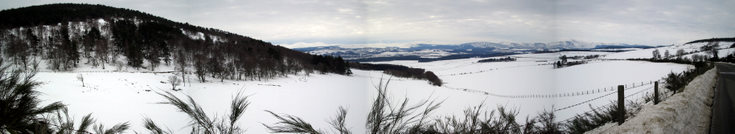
(604, 42, 734, 59)
(368, 51, 691, 122)
(33, 49, 710, 133)
(36, 71, 370, 133)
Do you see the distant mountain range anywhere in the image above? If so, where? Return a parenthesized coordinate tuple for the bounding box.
(294, 40, 655, 62)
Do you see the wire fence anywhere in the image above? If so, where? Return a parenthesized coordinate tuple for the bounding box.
(553, 82, 666, 123)
(437, 64, 537, 77)
(441, 80, 659, 99)
(553, 83, 657, 112)
(438, 78, 668, 124)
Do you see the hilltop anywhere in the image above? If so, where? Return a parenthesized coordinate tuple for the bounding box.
(0, 3, 351, 82)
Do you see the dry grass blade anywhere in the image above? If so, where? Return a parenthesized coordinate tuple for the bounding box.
(329, 106, 350, 134)
(148, 91, 251, 134)
(94, 122, 130, 134)
(143, 118, 170, 134)
(157, 91, 214, 132)
(0, 62, 65, 133)
(105, 122, 130, 134)
(228, 92, 250, 133)
(75, 113, 95, 134)
(263, 110, 321, 134)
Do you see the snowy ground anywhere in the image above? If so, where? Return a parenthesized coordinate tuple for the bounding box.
(33, 50, 699, 133)
(604, 42, 734, 59)
(368, 51, 691, 122)
(36, 71, 370, 134)
(585, 68, 717, 134)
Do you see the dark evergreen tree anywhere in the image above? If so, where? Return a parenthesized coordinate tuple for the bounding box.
(207, 54, 224, 82)
(4, 35, 28, 68)
(193, 53, 207, 82)
(425, 71, 441, 86)
(84, 26, 103, 66)
(24, 29, 40, 56)
(111, 20, 143, 68)
(60, 23, 80, 69)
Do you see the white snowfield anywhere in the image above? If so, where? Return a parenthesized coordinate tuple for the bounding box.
(604, 42, 734, 60)
(586, 68, 717, 134)
(32, 49, 704, 133)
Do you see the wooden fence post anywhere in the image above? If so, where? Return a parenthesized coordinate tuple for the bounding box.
(618, 85, 625, 125)
(654, 81, 659, 104)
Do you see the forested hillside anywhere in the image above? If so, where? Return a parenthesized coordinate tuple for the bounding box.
(0, 3, 350, 82)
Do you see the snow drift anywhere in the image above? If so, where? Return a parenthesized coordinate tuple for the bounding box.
(586, 68, 717, 133)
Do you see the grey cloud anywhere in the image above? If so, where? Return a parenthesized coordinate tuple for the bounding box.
(0, 0, 733, 46)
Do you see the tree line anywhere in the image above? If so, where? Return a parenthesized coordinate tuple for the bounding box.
(477, 56, 516, 63)
(349, 62, 442, 86)
(553, 55, 587, 68)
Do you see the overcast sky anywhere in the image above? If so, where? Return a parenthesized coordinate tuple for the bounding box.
(1, 0, 734, 47)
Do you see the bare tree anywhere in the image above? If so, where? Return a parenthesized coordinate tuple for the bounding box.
(676, 49, 685, 60)
(167, 75, 181, 91)
(77, 74, 85, 87)
(701, 41, 720, 60)
(174, 50, 187, 85)
(652, 49, 661, 60)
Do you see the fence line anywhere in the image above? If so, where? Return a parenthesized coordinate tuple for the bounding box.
(553, 91, 618, 112)
(556, 102, 613, 123)
(553, 85, 653, 112)
(441, 80, 657, 99)
(554, 84, 660, 123)
(438, 64, 539, 77)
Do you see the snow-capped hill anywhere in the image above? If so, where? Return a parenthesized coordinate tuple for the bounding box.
(295, 40, 654, 61)
(458, 42, 509, 48)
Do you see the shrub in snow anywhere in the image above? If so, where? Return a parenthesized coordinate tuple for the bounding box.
(167, 75, 181, 91)
(665, 62, 712, 94)
(565, 102, 621, 133)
